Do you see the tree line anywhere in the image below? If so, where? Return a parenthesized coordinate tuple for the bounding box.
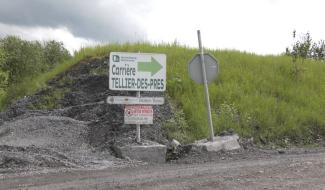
(0, 36, 71, 96)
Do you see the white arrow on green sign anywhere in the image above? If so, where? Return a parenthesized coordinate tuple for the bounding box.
(109, 52, 166, 92)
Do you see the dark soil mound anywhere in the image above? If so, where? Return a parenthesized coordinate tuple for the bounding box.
(0, 56, 172, 171)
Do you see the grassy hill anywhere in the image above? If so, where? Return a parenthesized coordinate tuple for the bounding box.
(1, 43, 325, 146)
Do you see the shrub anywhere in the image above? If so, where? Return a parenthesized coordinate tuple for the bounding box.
(0, 36, 45, 83)
(43, 40, 71, 68)
(0, 47, 8, 96)
(0, 36, 71, 84)
(0, 36, 71, 108)
(286, 30, 325, 61)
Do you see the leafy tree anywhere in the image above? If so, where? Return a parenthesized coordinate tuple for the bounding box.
(43, 40, 71, 68)
(0, 36, 71, 85)
(0, 47, 8, 94)
(286, 30, 312, 61)
(311, 40, 325, 60)
(286, 30, 325, 61)
(0, 36, 45, 83)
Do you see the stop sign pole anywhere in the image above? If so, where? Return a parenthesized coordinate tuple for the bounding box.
(197, 30, 214, 142)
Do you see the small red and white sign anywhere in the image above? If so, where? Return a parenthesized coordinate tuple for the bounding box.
(124, 105, 153, 125)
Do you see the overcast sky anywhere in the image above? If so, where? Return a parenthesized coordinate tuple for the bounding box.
(0, 0, 324, 54)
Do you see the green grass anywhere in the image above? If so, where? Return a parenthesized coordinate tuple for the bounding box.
(0, 55, 77, 109)
(1, 42, 325, 145)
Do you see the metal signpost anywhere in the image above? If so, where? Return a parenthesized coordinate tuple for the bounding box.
(108, 52, 166, 143)
(188, 30, 219, 142)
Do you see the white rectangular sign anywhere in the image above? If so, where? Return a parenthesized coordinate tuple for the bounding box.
(107, 96, 164, 105)
(124, 105, 153, 125)
(109, 52, 166, 91)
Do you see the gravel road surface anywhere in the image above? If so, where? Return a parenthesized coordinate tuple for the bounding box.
(1, 152, 325, 190)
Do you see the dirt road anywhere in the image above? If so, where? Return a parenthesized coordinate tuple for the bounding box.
(1, 152, 325, 190)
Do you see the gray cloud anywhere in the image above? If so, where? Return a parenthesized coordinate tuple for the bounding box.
(0, 0, 150, 42)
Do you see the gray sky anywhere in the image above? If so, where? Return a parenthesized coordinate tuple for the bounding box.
(0, 0, 148, 41)
(0, 0, 324, 54)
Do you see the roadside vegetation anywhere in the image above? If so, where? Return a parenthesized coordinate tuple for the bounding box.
(1, 34, 325, 146)
(0, 36, 71, 108)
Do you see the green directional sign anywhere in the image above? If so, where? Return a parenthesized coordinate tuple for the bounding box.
(109, 52, 166, 91)
(138, 57, 163, 76)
